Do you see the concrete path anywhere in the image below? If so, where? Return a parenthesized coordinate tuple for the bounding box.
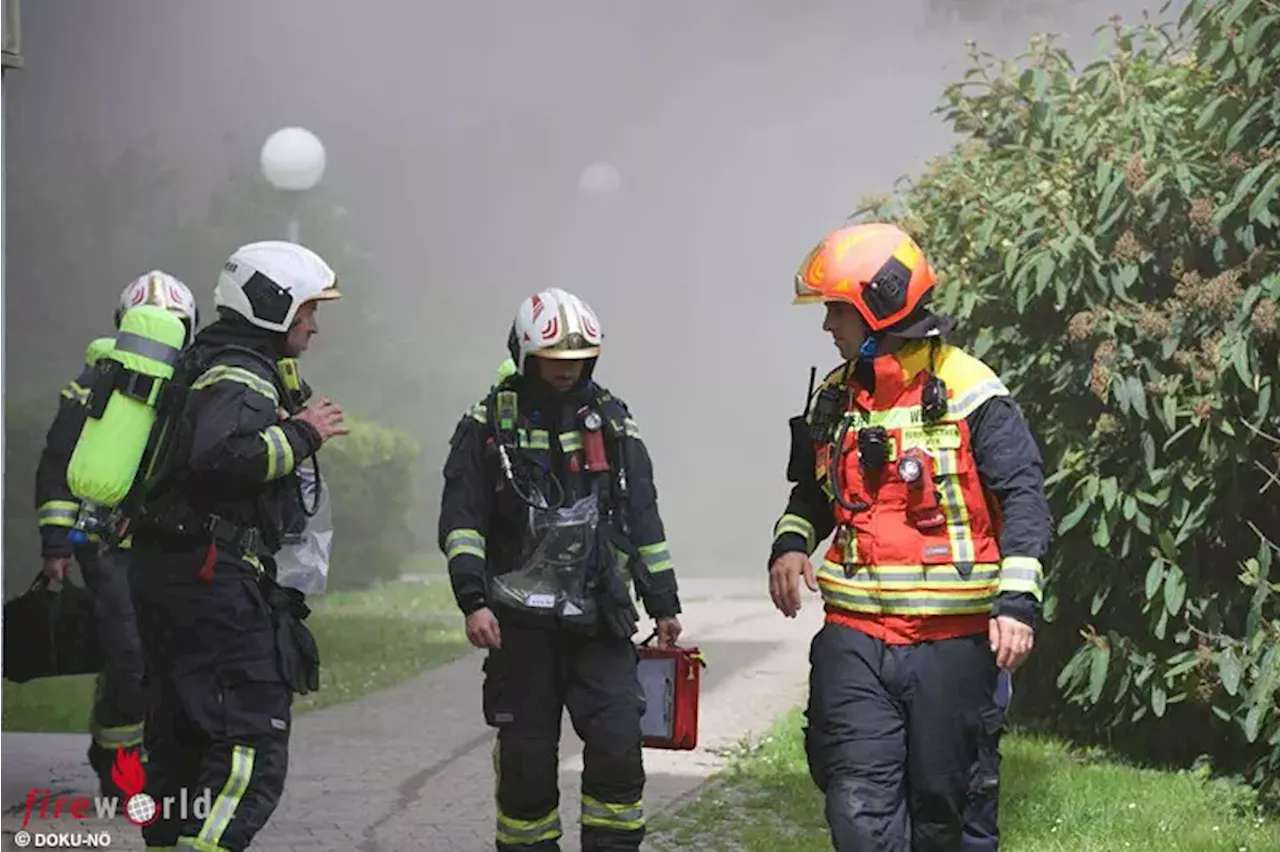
(1, 577, 823, 851)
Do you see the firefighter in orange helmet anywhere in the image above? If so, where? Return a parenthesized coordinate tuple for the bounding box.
(768, 222, 1053, 851)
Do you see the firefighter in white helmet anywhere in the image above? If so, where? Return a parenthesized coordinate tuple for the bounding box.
(33, 270, 199, 798)
(125, 241, 348, 851)
(439, 287, 683, 851)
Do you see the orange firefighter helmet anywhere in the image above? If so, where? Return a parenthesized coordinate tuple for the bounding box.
(793, 222, 937, 333)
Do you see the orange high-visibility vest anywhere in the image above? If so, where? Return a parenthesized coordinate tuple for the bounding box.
(810, 342, 1027, 644)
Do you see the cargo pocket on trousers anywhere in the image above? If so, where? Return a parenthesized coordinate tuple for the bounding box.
(481, 653, 514, 729)
(220, 659, 292, 742)
(969, 704, 1004, 798)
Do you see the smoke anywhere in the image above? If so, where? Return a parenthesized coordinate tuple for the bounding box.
(3, 0, 1167, 579)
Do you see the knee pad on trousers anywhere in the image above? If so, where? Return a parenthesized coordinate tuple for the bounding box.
(495, 734, 560, 818)
(582, 737, 643, 800)
(824, 775, 908, 852)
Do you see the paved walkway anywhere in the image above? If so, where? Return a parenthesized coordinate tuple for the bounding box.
(1, 577, 823, 851)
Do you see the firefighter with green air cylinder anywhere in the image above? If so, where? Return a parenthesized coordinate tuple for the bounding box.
(34, 270, 201, 798)
(126, 240, 346, 851)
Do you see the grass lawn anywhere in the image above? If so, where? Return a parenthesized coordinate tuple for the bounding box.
(648, 708, 1280, 852)
(2, 575, 471, 733)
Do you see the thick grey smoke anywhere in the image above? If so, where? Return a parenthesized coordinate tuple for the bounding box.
(4, 0, 1163, 578)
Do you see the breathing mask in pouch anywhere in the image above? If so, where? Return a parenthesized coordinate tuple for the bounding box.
(65, 305, 189, 547)
(259, 574, 320, 695)
(275, 462, 333, 596)
(489, 491, 604, 628)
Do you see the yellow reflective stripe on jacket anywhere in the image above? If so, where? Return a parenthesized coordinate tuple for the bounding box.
(445, 529, 486, 561)
(90, 719, 144, 750)
(638, 541, 673, 574)
(818, 560, 998, 616)
(186, 743, 254, 850)
(61, 380, 89, 404)
(467, 401, 489, 424)
(259, 424, 295, 481)
(773, 513, 817, 553)
(580, 793, 644, 832)
(519, 428, 550, 450)
(192, 365, 279, 405)
(948, 377, 1010, 419)
(932, 450, 977, 566)
(559, 431, 584, 453)
(38, 500, 80, 528)
(998, 556, 1045, 600)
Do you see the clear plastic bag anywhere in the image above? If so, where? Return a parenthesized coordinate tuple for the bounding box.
(274, 463, 333, 597)
(490, 493, 602, 622)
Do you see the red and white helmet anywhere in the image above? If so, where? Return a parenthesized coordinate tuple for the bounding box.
(117, 270, 200, 344)
(505, 287, 603, 375)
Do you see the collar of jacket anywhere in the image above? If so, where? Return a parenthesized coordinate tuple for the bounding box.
(848, 340, 935, 407)
(194, 317, 285, 360)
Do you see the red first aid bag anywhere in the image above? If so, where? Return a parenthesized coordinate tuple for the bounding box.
(636, 632, 706, 750)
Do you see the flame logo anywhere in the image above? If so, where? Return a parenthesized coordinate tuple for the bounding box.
(111, 748, 146, 798)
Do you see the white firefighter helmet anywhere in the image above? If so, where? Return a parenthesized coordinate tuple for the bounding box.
(506, 287, 603, 375)
(214, 240, 340, 333)
(116, 270, 200, 343)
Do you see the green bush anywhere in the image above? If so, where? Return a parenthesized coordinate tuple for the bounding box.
(318, 414, 423, 591)
(1, 397, 421, 598)
(855, 0, 1280, 800)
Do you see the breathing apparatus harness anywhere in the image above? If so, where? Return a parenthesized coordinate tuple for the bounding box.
(485, 377, 629, 522)
(483, 376, 649, 636)
(133, 343, 326, 573)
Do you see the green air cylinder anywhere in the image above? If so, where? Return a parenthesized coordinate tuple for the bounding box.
(85, 337, 116, 367)
(66, 305, 187, 511)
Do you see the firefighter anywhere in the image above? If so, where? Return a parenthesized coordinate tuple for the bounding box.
(34, 270, 200, 798)
(769, 222, 1052, 851)
(439, 287, 682, 852)
(126, 240, 346, 851)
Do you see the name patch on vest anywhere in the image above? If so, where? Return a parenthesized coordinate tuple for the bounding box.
(900, 423, 962, 451)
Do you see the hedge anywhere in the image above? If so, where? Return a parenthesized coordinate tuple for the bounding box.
(855, 0, 1280, 801)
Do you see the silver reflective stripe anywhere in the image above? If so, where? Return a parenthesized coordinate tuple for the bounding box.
(114, 331, 180, 366)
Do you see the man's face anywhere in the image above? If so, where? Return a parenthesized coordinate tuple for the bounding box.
(284, 301, 319, 357)
(822, 301, 869, 361)
(533, 356, 585, 392)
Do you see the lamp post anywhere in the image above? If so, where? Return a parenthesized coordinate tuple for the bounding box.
(259, 126, 326, 244)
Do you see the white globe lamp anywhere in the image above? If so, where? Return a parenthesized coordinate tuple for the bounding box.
(260, 127, 326, 243)
(260, 127, 327, 192)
